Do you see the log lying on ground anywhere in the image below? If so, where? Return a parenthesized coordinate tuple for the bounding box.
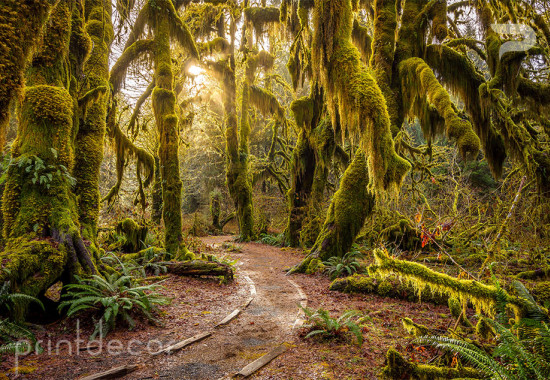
(164, 260, 234, 282)
(383, 349, 483, 379)
(329, 274, 449, 305)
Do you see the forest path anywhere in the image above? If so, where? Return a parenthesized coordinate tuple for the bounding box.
(134, 235, 305, 379)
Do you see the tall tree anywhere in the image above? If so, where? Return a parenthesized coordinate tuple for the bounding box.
(0, 0, 99, 302)
(110, 0, 199, 254)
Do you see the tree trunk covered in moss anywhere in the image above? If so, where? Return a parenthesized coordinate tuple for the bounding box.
(152, 155, 163, 224)
(0, 0, 99, 301)
(286, 129, 316, 247)
(227, 79, 255, 241)
(0, 0, 59, 149)
(74, 0, 114, 241)
(151, 10, 183, 254)
(290, 152, 374, 273)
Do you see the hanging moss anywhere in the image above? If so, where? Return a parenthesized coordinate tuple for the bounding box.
(351, 18, 371, 63)
(183, 2, 226, 39)
(249, 85, 285, 120)
(399, 57, 481, 160)
(312, 0, 410, 192)
(0, 0, 58, 149)
(425, 44, 506, 177)
(244, 6, 280, 38)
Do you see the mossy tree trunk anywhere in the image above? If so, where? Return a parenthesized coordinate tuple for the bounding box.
(74, 0, 114, 242)
(286, 129, 316, 247)
(290, 152, 375, 273)
(151, 11, 184, 255)
(0, 0, 99, 301)
(0, 0, 59, 149)
(152, 155, 163, 224)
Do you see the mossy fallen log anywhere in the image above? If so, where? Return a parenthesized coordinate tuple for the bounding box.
(369, 249, 539, 318)
(164, 260, 233, 282)
(382, 348, 483, 379)
(329, 274, 448, 305)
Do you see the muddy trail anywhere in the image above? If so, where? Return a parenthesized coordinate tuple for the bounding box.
(132, 236, 307, 379)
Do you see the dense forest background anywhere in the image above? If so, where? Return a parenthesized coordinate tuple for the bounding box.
(1, 0, 550, 378)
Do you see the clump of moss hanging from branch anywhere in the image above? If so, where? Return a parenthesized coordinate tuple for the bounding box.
(399, 57, 481, 160)
(311, 0, 410, 192)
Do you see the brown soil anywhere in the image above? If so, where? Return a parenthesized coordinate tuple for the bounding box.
(2, 236, 451, 379)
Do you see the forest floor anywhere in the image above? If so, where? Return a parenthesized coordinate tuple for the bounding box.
(1, 236, 452, 379)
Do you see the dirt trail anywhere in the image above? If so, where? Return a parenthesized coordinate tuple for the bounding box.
(133, 236, 305, 379)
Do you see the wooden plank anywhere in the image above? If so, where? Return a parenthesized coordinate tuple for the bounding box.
(151, 331, 212, 356)
(216, 308, 241, 327)
(236, 345, 287, 377)
(79, 364, 138, 380)
(243, 296, 254, 308)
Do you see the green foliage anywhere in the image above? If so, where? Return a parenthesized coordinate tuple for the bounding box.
(301, 306, 363, 345)
(258, 233, 285, 247)
(417, 317, 550, 380)
(58, 272, 170, 338)
(0, 318, 38, 356)
(323, 249, 365, 280)
(0, 151, 75, 190)
(0, 281, 44, 319)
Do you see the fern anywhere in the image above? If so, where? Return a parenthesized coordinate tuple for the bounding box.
(323, 250, 365, 280)
(0, 281, 44, 319)
(301, 306, 363, 345)
(0, 319, 38, 355)
(58, 273, 170, 338)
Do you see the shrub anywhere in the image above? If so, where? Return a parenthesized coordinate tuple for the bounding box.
(59, 273, 170, 338)
(301, 306, 363, 345)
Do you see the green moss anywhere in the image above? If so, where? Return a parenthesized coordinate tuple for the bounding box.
(309, 152, 375, 261)
(382, 348, 483, 379)
(312, 0, 410, 192)
(74, 0, 114, 241)
(0, 0, 56, 147)
(475, 316, 493, 340)
(115, 218, 148, 253)
(369, 249, 536, 318)
(399, 57, 481, 160)
(448, 297, 473, 327)
(530, 281, 550, 306)
(379, 219, 420, 251)
(244, 6, 280, 38)
(305, 258, 324, 274)
(402, 317, 429, 337)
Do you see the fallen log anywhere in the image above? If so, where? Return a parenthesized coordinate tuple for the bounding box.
(164, 260, 234, 282)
